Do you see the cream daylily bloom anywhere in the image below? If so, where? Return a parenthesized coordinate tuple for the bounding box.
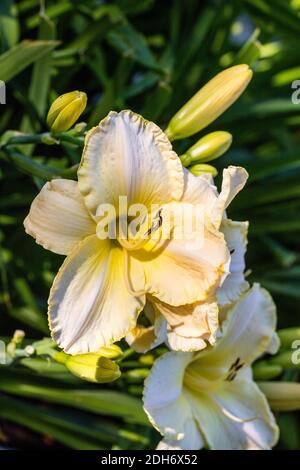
(143, 284, 280, 450)
(127, 168, 249, 352)
(24, 110, 230, 354)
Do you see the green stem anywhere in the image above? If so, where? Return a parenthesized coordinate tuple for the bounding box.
(1, 149, 78, 180)
(3, 131, 84, 147)
(56, 132, 84, 146)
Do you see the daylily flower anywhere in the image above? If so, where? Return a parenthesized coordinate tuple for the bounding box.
(127, 170, 249, 353)
(143, 284, 280, 450)
(24, 110, 239, 354)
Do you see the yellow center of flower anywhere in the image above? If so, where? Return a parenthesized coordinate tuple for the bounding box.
(96, 208, 165, 252)
(183, 365, 221, 393)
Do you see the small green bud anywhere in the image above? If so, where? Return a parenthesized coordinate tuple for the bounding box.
(139, 354, 154, 366)
(47, 91, 87, 133)
(189, 163, 218, 177)
(54, 351, 120, 383)
(6, 330, 25, 363)
(179, 153, 191, 167)
(253, 360, 283, 380)
(12, 329, 25, 345)
(181, 131, 232, 166)
(165, 64, 252, 140)
(73, 122, 88, 134)
(258, 381, 300, 411)
(278, 327, 300, 349)
(269, 350, 300, 370)
(41, 133, 59, 145)
(98, 344, 123, 359)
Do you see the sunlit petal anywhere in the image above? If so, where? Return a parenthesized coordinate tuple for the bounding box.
(49, 235, 145, 354)
(143, 351, 193, 439)
(24, 179, 95, 255)
(186, 379, 278, 450)
(78, 110, 184, 216)
(217, 219, 249, 306)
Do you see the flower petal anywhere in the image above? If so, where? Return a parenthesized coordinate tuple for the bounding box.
(143, 351, 193, 439)
(194, 284, 279, 373)
(185, 379, 278, 450)
(217, 219, 249, 306)
(24, 179, 95, 255)
(210, 166, 248, 228)
(181, 167, 218, 210)
(133, 202, 229, 306)
(157, 419, 204, 450)
(49, 235, 145, 354)
(78, 110, 184, 216)
(153, 297, 219, 352)
(126, 304, 167, 353)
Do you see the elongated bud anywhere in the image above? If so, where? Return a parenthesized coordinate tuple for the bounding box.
(98, 344, 123, 359)
(258, 381, 300, 411)
(47, 91, 87, 133)
(54, 351, 120, 383)
(165, 64, 252, 140)
(253, 360, 282, 380)
(189, 163, 218, 177)
(269, 350, 300, 369)
(278, 327, 300, 349)
(180, 131, 232, 166)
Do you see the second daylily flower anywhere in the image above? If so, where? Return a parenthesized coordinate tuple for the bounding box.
(24, 110, 246, 354)
(143, 284, 280, 450)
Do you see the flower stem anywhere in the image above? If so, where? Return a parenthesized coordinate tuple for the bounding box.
(1, 148, 78, 180)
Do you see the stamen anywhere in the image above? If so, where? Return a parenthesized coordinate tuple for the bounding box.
(145, 209, 163, 237)
(123, 249, 148, 297)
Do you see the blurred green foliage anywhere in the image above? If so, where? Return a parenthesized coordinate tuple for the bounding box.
(0, 0, 300, 449)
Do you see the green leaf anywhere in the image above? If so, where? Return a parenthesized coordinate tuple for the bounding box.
(0, 0, 20, 51)
(245, 0, 300, 36)
(107, 22, 163, 72)
(20, 14, 56, 155)
(0, 368, 149, 426)
(9, 306, 49, 334)
(233, 28, 261, 66)
(0, 394, 106, 449)
(0, 39, 59, 81)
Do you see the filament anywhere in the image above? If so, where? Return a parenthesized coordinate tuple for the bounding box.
(123, 249, 148, 297)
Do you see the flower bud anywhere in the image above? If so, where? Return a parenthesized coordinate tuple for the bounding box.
(54, 351, 120, 383)
(47, 91, 87, 133)
(253, 360, 282, 380)
(189, 163, 218, 177)
(97, 344, 123, 359)
(165, 64, 252, 140)
(278, 327, 300, 349)
(258, 381, 300, 411)
(180, 131, 232, 166)
(269, 350, 299, 370)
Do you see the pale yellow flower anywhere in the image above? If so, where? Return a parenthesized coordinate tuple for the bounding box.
(24, 110, 233, 354)
(143, 284, 280, 450)
(127, 169, 249, 353)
